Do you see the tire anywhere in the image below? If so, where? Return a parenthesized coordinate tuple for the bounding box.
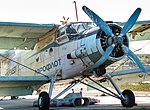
(11, 96, 19, 100)
(121, 89, 135, 107)
(38, 91, 50, 110)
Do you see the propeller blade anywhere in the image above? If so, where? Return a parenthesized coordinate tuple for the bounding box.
(87, 44, 115, 71)
(122, 45, 148, 76)
(82, 6, 114, 36)
(120, 8, 141, 36)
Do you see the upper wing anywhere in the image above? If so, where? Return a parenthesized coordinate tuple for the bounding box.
(0, 22, 58, 50)
(116, 20, 150, 41)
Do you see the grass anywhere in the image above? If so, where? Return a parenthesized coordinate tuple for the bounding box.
(120, 83, 150, 91)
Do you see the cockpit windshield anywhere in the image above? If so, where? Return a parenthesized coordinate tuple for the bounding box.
(57, 22, 96, 43)
(69, 22, 96, 34)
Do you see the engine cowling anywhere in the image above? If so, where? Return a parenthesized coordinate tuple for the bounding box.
(97, 23, 129, 59)
(67, 23, 129, 76)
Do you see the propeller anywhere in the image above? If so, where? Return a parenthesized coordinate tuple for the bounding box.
(120, 8, 141, 37)
(83, 6, 148, 76)
(82, 6, 114, 37)
(122, 45, 148, 76)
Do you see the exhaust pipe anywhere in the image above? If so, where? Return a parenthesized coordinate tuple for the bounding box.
(72, 98, 90, 107)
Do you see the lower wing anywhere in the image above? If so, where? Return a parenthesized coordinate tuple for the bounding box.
(0, 76, 51, 96)
(108, 66, 150, 86)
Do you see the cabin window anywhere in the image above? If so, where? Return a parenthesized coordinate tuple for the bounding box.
(57, 27, 66, 38)
(49, 48, 53, 56)
(36, 56, 39, 62)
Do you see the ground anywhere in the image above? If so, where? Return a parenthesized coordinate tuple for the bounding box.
(0, 91, 149, 110)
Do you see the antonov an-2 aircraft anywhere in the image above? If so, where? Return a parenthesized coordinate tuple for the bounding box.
(0, 6, 149, 110)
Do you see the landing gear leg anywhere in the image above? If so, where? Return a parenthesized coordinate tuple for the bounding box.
(38, 77, 55, 110)
(53, 79, 81, 100)
(81, 75, 135, 107)
(106, 74, 135, 107)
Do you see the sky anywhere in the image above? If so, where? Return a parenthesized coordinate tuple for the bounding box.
(0, 0, 149, 54)
(0, 0, 149, 24)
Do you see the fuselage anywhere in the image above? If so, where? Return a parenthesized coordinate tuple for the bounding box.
(1, 22, 129, 80)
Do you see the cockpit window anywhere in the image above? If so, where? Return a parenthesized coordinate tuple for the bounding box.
(71, 23, 85, 33)
(66, 25, 77, 34)
(57, 22, 96, 42)
(70, 22, 96, 34)
(57, 27, 66, 37)
(83, 22, 96, 29)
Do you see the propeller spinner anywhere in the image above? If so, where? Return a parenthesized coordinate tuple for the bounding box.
(83, 6, 148, 76)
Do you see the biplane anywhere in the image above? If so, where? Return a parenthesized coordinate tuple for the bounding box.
(0, 6, 149, 110)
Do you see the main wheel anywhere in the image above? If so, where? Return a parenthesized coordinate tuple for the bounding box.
(11, 96, 19, 100)
(121, 89, 135, 107)
(38, 91, 50, 110)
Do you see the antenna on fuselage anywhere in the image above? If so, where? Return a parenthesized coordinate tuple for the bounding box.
(73, 1, 78, 21)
